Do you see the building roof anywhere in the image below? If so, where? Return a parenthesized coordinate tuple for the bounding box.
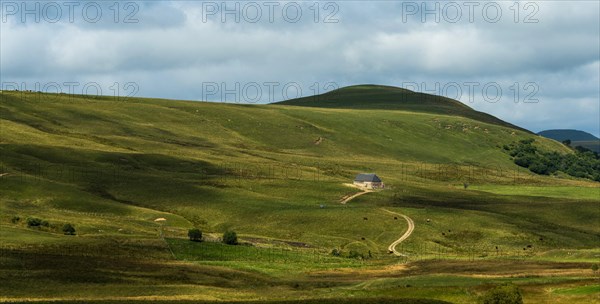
(354, 173, 381, 182)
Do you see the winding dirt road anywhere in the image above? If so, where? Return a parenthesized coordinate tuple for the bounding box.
(338, 185, 415, 257)
(339, 189, 371, 204)
(381, 208, 415, 256)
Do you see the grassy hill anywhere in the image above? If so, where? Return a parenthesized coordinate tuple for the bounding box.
(571, 140, 600, 153)
(538, 129, 599, 142)
(0, 90, 598, 303)
(538, 129, 600, 153)
(274, 85, 530, 132)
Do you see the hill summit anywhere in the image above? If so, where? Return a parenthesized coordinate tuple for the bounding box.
(537, 129, 599, 142)
(538, 129, 600, 153)
(274, 84, 528, 132)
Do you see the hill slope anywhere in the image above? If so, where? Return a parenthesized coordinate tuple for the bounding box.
(538, 129, 599, 142)
(1, 90, 598, 303)
(538, 129, 600, 152)
(274, 85, 530, 132)
(0, 90, 584, 247)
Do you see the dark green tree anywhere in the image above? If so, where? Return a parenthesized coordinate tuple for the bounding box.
(62, 223, 76, 235)
(479, 285, 523, 304)
(222, 231, 238, 245)
(26, 217, 42, 227)
(187, 228, 202, 242)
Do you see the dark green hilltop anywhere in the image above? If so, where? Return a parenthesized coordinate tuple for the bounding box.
(538, 129, 600, 153)
(274, 84, 530, 132)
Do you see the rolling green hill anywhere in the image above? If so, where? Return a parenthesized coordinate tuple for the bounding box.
(538, 129, 599, 142)
(0, 90, 598, 303)
(571, 140, 600, 153)
(274, 85, 530, 132)
(538, 129, 600, 153)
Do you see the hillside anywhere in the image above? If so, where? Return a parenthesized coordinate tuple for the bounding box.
(274, 85, 530, 132)
(538, 129, 599, 142)
(538, 129, 600, 153)
(0, 90, 598, 303)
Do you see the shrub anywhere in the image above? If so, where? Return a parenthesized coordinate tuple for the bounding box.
(528, 161, 549, 175)
(348, 250, 363, 259)
(514, 155, 535, 168)
(26, 217, 43, 227)
(504, 139, 600, 181)
(62, 223, 76, 235)
(11, 216, 20, 224)
(479, 284, 523, 304)
(331, 248, 341, 256)
(188, 228, 202, 242)
(40, 220, 50, 227)
(519, 138, 535, 145)
(222, 231, 238, 245)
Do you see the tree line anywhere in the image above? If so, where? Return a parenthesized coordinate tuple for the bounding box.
(503, 138, 600, 181)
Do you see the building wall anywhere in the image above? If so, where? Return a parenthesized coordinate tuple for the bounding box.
(354, 181, 383, 189)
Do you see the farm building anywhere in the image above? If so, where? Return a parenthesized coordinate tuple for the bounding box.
(353, 173, 384, 189)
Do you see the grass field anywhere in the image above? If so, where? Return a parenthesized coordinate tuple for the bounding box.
(0, 88, 598, 303)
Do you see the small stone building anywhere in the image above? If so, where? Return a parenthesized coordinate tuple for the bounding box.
(353, 173, 383, 189)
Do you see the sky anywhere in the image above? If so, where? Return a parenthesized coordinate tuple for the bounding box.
(1, 1, 599, 137)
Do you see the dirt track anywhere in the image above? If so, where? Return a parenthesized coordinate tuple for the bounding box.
(381, 208, 415, 256)
(338, 186, 415, 257)
(339, 189, 371, 204)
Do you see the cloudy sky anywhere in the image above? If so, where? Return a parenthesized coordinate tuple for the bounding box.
(1, 1, 599, 136)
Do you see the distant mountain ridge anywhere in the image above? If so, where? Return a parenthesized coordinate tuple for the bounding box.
(538, 129, 600, 153)
(537, 129, 599, 141)
(273, 84, 530, 132)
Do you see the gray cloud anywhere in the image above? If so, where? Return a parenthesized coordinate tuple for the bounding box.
(1, 0, 598, 136)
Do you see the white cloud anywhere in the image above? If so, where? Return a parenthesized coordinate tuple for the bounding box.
(1, 1, 598, 136)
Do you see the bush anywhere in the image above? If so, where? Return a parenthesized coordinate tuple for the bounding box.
(222, 231, 238, 245)
(504, 139, 600, 181)
(479, 284, 523, 304)
(514, 155, 535, 167)
(528, 161, 549, 175)
(188, 228, 202, 242)
(62, 223, 76, 235)
(11, 216, 20, 224)
(348, 250, 363, 259)
(331, 248, 341, 256)
(26, 217, 43, 227)
(519, 138, 535, 145)
(41, 220, 50, 227)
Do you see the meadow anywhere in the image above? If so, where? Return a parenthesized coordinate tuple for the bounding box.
(0, 89, 598, 303)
